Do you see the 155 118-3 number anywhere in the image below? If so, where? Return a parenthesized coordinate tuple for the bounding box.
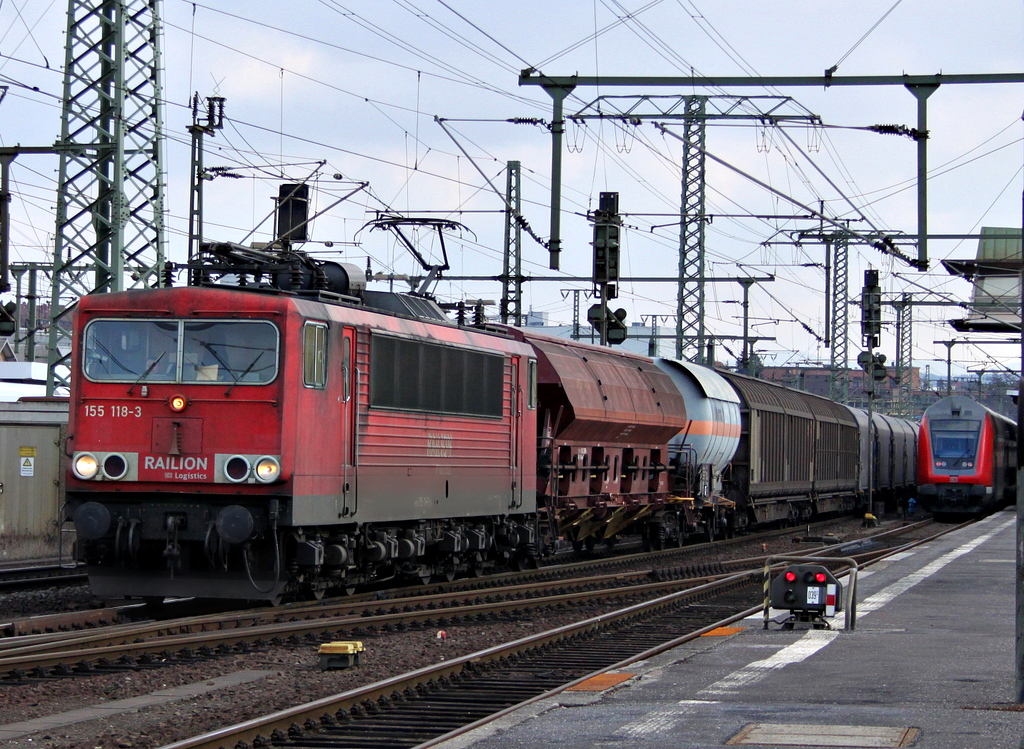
(84, 405, 142, 418)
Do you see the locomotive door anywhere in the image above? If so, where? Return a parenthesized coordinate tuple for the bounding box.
(510, 358, 523, 510)
(340, 328, 357, 516)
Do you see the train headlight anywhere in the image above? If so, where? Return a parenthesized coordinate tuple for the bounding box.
(224, 455, 251, 483)
(102, 453, 128, 480)
(73, 453, 99, 480)
(254, 456, 281, 483)
(169, 394, 188, 413)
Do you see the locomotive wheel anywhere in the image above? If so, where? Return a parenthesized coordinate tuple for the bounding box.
(584, 536, 597, 552)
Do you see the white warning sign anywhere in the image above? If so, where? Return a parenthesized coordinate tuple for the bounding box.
(20, 457, 34, 477)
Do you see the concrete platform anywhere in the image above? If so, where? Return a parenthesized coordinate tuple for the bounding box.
(437, 510, 1024, 749)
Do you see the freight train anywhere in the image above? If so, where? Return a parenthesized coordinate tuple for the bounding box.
(64, 242, 916, 602)
(917, 394, 1017, 517)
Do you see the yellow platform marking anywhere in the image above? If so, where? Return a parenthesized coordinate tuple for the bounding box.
(566, 672, 636, 691)
(701, 626, 744, 637)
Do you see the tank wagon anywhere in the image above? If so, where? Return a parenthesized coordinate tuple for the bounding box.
(917, 395, 1016, 516)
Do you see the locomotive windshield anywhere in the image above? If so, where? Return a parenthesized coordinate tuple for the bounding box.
(83, 319, 279, 384)
(928, 418, 981, 459)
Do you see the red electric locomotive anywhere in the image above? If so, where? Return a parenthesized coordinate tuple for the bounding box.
(67, 251, 540, 601)
(917, 394, 1017, 517)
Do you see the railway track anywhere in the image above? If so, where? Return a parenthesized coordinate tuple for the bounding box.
(150, 518, 959, 749)
(0, 563, 86, 592)
(0, 519, 941, 678)
(0, 518, 955, 749)
(0, 515, 925, 640)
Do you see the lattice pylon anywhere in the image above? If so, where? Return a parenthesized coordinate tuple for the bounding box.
(47, 0, 166, 394)
(675, 96, 707, 363)
(828, 234, 850, 403)
(895, 293, 913, 416)
(501, 161, 523, 326)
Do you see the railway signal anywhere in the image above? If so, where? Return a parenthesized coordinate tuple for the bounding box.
(587, 304, 628, 345)
(770, 564, 843, 629)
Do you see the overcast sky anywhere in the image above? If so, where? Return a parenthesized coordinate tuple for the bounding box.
(1, 0, 1022, 379)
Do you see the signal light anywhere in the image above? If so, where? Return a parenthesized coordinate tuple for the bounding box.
(769, 564, 843, 619)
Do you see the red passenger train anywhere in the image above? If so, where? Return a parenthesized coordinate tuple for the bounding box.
(917, 395, 1017, 517)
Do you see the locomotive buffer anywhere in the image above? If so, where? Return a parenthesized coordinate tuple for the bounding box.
(769, 564, 844, 630)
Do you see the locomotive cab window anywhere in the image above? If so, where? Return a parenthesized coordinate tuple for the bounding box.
(303, 322, 328, 388)
(83, 319, 279, 384)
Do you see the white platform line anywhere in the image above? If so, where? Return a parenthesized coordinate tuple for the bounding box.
(618, 700, 721, 738)
(700, 516, 1014, 697)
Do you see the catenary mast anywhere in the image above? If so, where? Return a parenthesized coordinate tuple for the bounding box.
(47, 0, 166, 394)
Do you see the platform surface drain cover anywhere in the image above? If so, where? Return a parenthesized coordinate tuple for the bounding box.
(727, 723, 919, 747)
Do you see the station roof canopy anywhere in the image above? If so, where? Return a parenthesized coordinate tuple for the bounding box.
(942, 227, 1022, 333)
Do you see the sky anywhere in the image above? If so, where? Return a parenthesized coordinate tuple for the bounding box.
(1, 0, 1022, 383)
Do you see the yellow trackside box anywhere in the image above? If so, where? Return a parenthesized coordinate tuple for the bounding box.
(318, 641, 364, 670)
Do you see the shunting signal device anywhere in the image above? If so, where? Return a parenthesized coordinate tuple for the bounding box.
(770, 564, 843, 629)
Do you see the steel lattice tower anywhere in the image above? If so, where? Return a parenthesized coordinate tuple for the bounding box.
(501, 161, 523, 326)
(47, 0, 166, 394)
(895, 293, 913, 416)
(675, 96, 707, 363)
(828, 233, 850, 403)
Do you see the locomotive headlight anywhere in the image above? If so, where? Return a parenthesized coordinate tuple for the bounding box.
(102, 453, 128, 480)
(73, 453, 100, 480)
(169, 394, 188, 412)
(224, 455, 251, 483)
(254, 456, 281, 483)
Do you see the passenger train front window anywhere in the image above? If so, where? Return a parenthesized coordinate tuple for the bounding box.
(929, 419, 981, 459)
(83, 319, 279, 384)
